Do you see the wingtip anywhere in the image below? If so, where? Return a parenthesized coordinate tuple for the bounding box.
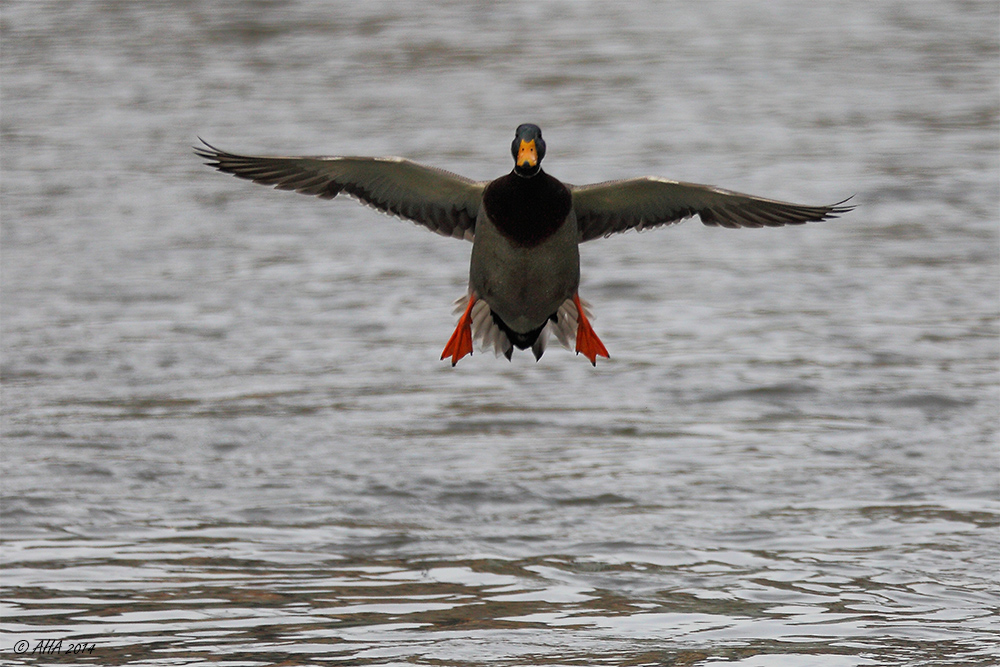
(193, 136, 219, 161)
(193, 137, 233, 163)
(827, 195, 857, 216)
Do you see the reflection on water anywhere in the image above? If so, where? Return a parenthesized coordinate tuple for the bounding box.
(2, 0, 998, 665)
(4, 515, 997, 665)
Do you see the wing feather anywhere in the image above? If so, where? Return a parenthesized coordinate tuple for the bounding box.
(195, 139, 484, 240)
(572, 177, 853, 242)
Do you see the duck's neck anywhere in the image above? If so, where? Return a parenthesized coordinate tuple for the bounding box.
(482, 170, 572, 248)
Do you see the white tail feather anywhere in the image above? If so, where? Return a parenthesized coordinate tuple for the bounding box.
(450, 291, 582, 359)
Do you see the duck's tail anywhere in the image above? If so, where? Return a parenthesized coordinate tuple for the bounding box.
(444, 291, 609, 365)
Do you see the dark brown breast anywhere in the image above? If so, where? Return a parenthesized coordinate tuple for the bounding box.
(481, 171, 572, 248)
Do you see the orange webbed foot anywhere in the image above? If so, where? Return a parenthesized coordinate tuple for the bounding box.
(441, 294, 476, 366)
(573, 293, 609, 366)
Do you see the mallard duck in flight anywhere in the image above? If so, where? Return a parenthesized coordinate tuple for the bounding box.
(196, 124, 851, 366)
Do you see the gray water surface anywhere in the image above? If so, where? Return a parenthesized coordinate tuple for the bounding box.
(2, 1, 998, 665)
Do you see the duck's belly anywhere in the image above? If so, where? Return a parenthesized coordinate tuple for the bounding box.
(469, 212, 580, 333)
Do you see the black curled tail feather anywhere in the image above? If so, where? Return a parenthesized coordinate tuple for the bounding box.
(490, 312, 557, 352)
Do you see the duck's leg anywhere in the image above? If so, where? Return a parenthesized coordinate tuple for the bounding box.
(573, 293, 609, 366)
(441, 294, 477, 366)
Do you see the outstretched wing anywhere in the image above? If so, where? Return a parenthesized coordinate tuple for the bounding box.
(195, 140, 486, 241)
(572, 177, 853, 242)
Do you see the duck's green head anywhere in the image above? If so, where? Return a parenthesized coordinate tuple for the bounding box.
(511, 124, 546, 177)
